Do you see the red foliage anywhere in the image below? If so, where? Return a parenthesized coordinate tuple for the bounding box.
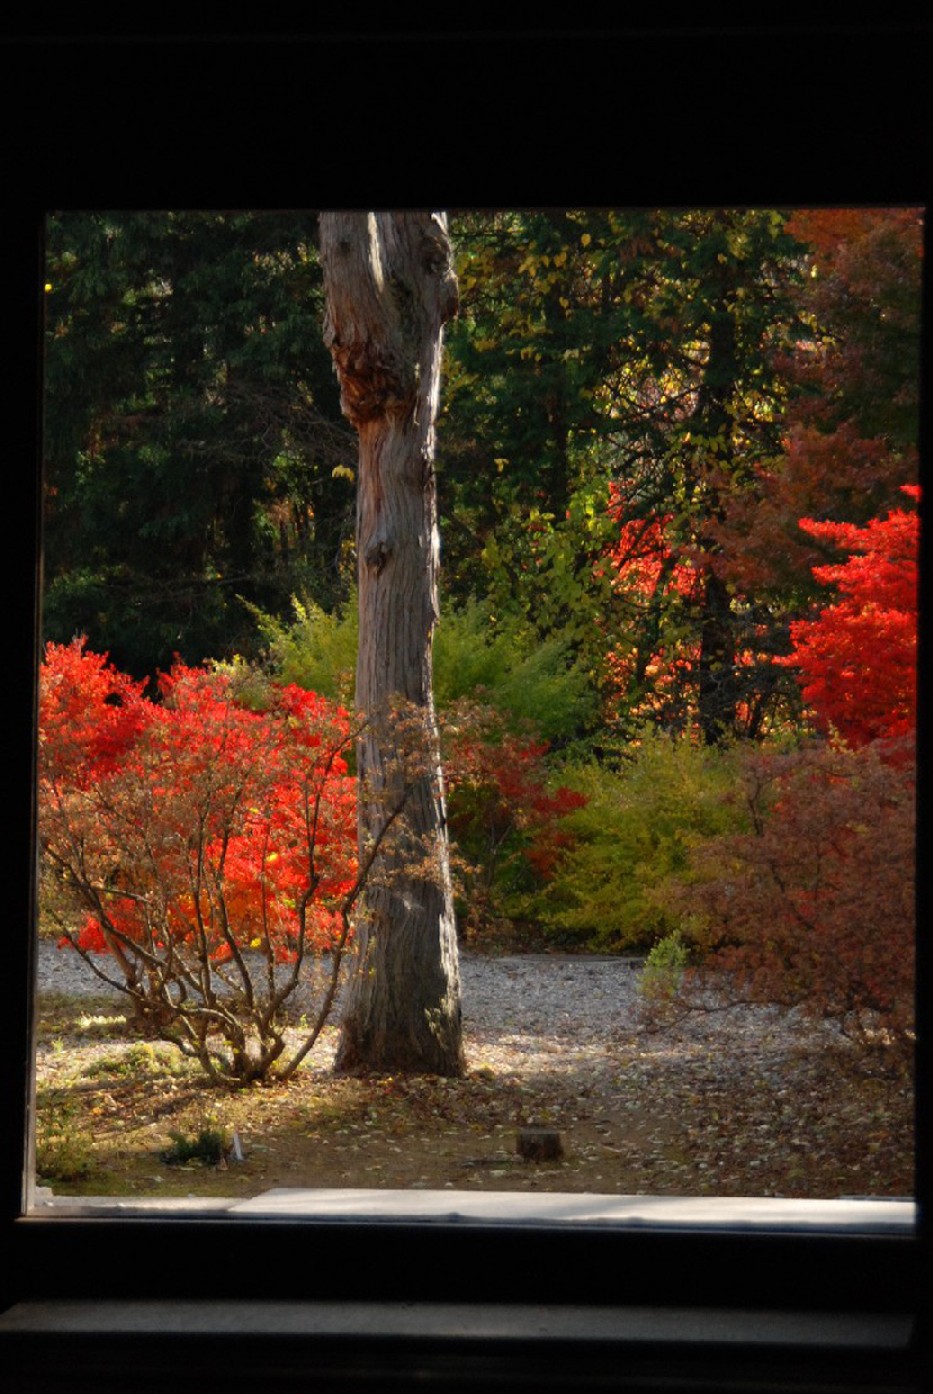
(709, 208, 921, 598)
(672, 740, 915, 1065)
(39, 638, 147, 787)
(40, 646, 358, 969)
(604, 493, 786, 739)
(783, 208, 922, 441)
(440, 702, 586, 930)
(783, 489, 918, 749)
(608, 507, 704, 606)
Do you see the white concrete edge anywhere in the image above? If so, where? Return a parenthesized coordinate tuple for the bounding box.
(29, 1189, 917, 1231)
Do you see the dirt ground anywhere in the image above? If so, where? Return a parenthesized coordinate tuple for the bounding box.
(33, 978, 914, 1203)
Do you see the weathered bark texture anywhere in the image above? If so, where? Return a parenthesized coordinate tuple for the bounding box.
(318, 212, 464, 1075)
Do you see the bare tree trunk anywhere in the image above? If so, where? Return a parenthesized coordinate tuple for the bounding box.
(318, 211, 464, 1075)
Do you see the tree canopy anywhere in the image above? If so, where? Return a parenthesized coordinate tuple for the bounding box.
(39, 206, 921, 1046)
(43, 211, 356, 676)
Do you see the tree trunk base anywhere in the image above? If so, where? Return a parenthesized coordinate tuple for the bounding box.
(334, 1020, 464, 1078)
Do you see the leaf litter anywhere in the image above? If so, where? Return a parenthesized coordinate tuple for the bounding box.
(33, 952, 913, 1201)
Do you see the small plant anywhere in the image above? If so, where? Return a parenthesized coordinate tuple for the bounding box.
(160, 1119, 229, 1168)
(83, 1042, 180, 1081)
(639, 930, 690, 1005)
(35, 1092, 96, 1183)
(74, 1011, 129, 1036)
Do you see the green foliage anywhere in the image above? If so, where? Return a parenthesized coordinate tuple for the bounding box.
(250, 593, 359, 705)
(253, 589, 598, 747)
(82, 1042, 182, 1081)
(160, 1120, 229, 1167)
(638, 930, 690, 1004)
(43, 210, 355, 676)
(434, 598, 597, 745)
(529, 732, 750, 951)
(440, 209, 816, 747)
(35, 1092, 97, 1184)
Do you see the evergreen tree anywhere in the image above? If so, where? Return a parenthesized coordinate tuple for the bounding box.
(43, 211, 355, 675)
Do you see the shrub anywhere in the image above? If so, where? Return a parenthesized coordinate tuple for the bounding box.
(663, 738, 915, 1069)
(35, 1092, 96, 1184)
(250, 593, 358, 705)
(440, 700, 587, 941)
(433, 599, 598, 746)
(782, 489, 918, 749)
(161, 1121, 229, 1168)
(39, 640, 371, 1085)
(529, 731, 750, 951)
(639, 930, 690, 1004)
(255, 591, 599, 747)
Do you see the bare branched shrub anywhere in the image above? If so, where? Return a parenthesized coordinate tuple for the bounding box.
(39, 645, 426, 1085)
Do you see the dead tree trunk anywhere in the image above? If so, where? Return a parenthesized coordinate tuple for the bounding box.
(318, 211, 464, 1075)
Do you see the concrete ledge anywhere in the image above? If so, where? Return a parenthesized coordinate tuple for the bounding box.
(30, 1188, 916, 1232)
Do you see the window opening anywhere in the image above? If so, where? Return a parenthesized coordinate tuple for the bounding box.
(32, 207, 919, 1220)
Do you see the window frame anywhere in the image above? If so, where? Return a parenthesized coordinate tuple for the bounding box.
(2, 24, 930, 1390)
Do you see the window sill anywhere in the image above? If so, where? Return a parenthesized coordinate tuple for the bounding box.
(27, 1187, 917, 1233)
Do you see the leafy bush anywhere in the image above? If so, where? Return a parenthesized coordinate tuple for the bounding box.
(783, 489, 918, 749)
(255, 591, 598, 747)
(639, 930, 690, 1004)
(161, 1121, 229, 1167)
(663, 738, 915, 1069)
(433, 599, 598, 746)
(250, 593, 358, 705)
(440, 700, 587, 941)
(39, 639, 368, 1085)
(35, 1092, 96, 1184)
(528, 731, 751, 951)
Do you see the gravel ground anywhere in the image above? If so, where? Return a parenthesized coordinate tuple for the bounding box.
(34, 942, 913, 1199)
(35, 940, 834, 1081)
(36, 940, 645, 1040)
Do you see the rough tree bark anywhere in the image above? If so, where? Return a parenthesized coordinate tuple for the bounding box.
(318, 211, 464, 1075)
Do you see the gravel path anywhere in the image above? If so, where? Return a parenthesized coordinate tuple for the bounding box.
(36, 940, 830, 1077)
(36, 941, 644, 1040)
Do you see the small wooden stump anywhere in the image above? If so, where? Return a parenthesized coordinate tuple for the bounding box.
(516, 1126, 564, 1162)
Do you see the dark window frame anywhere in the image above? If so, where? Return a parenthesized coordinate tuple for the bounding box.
(2, 25, 930, 1391)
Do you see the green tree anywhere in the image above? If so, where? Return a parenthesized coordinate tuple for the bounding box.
(439, 210, 818, 746)
(43, 211, 356, 676)
(600, 209, 810, 744)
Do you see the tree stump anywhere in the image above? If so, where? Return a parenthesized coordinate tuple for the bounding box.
(516, 1127, 564, 1162)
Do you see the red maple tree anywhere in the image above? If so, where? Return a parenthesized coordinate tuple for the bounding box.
(783, 487, 918, 750)
(39, 641, 361, 1083)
